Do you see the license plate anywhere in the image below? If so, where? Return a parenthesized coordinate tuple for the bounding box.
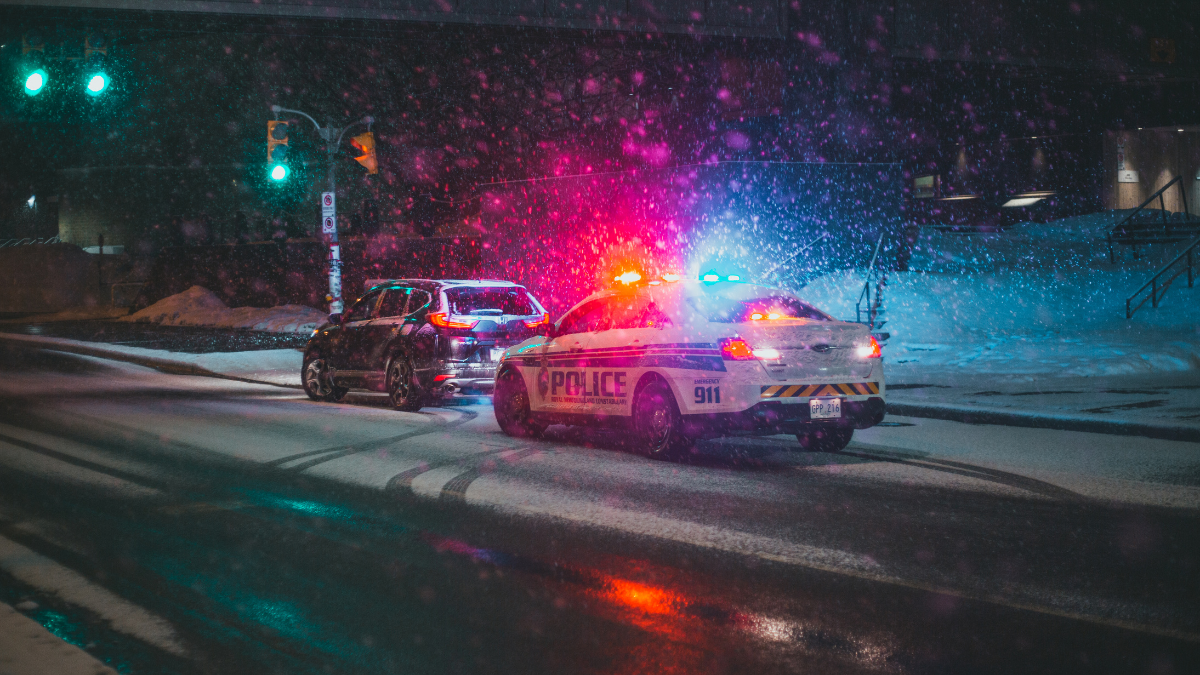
(490, 348, 507, 362)
(810, 397, 842, 419)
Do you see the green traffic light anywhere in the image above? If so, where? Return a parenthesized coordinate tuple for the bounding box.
(24, 70, 47, 96)
(85, 73, 109, 96)
(270, 164, 288, 181)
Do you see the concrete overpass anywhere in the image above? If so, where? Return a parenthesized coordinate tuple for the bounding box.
(0, 0, 788, 38)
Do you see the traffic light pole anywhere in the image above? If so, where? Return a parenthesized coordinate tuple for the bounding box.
(270, 105, 372, 317)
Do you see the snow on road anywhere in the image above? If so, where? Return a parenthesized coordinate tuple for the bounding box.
(120, 286, 326, 334)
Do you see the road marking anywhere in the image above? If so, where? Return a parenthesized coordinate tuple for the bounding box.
(0, 533, 187, 656)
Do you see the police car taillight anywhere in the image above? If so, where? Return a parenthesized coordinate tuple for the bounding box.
(856, 336, 882, 359)
(524, 313, 549, 329)
(429, 312, 479, 329)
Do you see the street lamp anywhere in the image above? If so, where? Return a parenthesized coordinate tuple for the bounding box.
(269, 105, 374, 316)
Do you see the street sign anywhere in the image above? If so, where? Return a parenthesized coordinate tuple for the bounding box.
(322, 216, 336, 234)
(321, 192, 336, 216)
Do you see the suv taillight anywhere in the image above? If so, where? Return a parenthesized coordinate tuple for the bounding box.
(524, 313, 549, 330)
(429, 312, 479, 330)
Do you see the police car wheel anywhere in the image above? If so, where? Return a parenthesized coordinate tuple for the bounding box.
(386, 355, 424, 412)
(302, 355, 347, 402)
(795, 426, 854, 453)
(494, 370, 545, 438)
(632, 380, 693, 458)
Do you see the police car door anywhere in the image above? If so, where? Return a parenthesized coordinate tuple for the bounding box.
(531, 298, 609, 414)
(588, 289, 669, 417)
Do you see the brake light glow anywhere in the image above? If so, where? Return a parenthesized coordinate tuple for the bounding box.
(752, 347, 781, 360)
(434, 374, 454, 382)
(524, 313, 549, 329)
(428, 312, 479, 329)
(856, 336, 882, 359)
(719, 338, 756, 360)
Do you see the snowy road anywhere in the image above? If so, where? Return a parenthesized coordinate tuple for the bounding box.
(0, 342, 1198, 674)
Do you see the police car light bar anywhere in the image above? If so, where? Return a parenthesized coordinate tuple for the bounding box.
(701, 271, 742, 283)
(614, 271, 642, 285)
(661, 273, 681, 282)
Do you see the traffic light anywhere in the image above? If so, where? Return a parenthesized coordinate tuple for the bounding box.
(83, 33, 109, 97)
(24, 69, 47, 96)
(21, 31, 46, 96)
(267, 121, 289, 181)
(350, 132, 378, 174)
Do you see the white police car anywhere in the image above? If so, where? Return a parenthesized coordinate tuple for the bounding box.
(493, 272, 885, 457)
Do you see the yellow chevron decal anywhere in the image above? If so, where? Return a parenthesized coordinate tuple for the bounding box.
(760, 383, 881, 398)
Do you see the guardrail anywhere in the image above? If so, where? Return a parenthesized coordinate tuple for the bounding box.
(1126, 233, 1199, 319)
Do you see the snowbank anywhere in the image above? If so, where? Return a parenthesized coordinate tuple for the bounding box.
(798, 213, 1200, 379)
(119, 286, 326, 334)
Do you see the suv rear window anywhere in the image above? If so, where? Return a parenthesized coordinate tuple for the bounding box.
(688, 295, 830, 323)
(445, 286, 536, 316)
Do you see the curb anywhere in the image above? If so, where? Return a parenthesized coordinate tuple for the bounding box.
(0, 332, 301, 389)
(886, 401, 1200, 443)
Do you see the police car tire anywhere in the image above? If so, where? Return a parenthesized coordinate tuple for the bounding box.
(494, 369, 545, 438)
(632, 379, 693, 459)
(302, 354, 348, 402)
(386, 354, 425, 412)
(795, 426, 854, 453)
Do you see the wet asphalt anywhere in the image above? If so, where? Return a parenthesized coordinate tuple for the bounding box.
(0, 343, 1197, 675)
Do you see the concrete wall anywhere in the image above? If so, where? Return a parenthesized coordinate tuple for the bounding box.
(1104, 128, 1200, 214)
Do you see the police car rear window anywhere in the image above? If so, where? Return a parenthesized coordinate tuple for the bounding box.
(445, 286, 536, 316)
(688, 295, 831, 323)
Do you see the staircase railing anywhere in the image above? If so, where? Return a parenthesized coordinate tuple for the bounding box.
(0, 236, 60, 247)
(855, 233, 886, 329)
(1126, 233, 1199, 319)
(1108, 176, 1199, 261)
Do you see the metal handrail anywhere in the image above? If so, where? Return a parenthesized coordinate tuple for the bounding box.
(1126, 233, 1199, 319)
(1108, 176, 1196, 262)
(855, 233, 886, 328)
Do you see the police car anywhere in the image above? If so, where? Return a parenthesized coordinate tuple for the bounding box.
(493, 272, 885, 457)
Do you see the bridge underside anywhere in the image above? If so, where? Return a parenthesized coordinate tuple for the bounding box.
(1, 0, 787, 38)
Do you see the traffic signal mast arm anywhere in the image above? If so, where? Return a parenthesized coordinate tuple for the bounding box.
(267, 105, 374, 317)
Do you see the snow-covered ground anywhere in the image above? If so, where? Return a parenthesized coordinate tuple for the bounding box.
(799, 213, 1200, 380)
(119, 286, 326, 334)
